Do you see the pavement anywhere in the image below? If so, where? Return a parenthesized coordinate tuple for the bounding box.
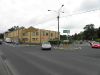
(0, 42, 100, 75)
(0, 50, 13, 75)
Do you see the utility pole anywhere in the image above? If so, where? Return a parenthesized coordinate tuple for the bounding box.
(48, 5, 64, 46)
(40, 29, 41, 44)
(57, 16, 59, 38)
(57, 15, 60, 46)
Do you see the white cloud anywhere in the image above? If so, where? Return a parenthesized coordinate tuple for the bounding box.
(0, 0, 100, 35)
(80, 0, 100, 11)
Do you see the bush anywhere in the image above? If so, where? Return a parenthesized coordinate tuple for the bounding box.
(49, 40, 61, 45)
(95, 38, 100, 42)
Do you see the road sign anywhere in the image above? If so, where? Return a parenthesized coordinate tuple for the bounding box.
(63, 30, 70, 33)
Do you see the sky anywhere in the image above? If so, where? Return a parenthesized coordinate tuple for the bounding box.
(0, 0, 100, 35)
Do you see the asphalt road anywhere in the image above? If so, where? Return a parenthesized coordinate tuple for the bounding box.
(0, 43, 100, 75)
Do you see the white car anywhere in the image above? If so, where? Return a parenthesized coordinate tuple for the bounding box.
(41, 42, 51, 50)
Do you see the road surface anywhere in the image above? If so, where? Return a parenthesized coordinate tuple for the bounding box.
(0, 43, 100, 75)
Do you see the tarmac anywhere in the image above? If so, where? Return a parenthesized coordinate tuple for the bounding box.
(0, 51, 13, 75)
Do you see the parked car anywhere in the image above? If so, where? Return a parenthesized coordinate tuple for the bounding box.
(41, 42, 51, 50)
(0, 39, 3, 44)
(0, 41, 2, 45)
(5, 38, 12, 43)
(91, 42, 100, 48)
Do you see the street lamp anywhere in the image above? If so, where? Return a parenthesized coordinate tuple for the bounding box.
(48, 5, 64, 46)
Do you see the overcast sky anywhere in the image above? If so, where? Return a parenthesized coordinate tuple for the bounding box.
(0, 0, 100, 35)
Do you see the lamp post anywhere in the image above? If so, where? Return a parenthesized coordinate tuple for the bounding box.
(48, 5, 64, 46)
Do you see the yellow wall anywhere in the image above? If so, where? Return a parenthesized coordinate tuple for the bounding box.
(4, 27, 59, 44)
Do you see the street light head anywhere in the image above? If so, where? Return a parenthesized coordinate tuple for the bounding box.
(62, 5, 64, 7)
(48, 10, 51, 11)
(62, 12, 64, 13)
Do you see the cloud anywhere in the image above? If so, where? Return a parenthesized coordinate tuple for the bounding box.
(59, 9, 100, 35)
(28, 13, 57, 26)
(0, 0, 100, 35)
(79, 0, 100, 11)
(0, 0, 60, 31)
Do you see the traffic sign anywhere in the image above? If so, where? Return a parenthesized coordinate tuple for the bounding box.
(63, 30, 70, 33)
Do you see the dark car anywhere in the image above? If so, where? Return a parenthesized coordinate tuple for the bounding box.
(0, 41, 2, 45)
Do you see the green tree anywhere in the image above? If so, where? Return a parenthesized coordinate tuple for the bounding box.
(83, 24, 95, 40)
(8, 26, 19, 32)
(8, 27, 15, 31)
(97, 27, 100, 38)
(60, 35, 67, 40)
(0, 33, 4, 39)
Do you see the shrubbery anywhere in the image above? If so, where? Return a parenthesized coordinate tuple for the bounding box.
(49, 40, 61, 45)
(95, 38, 100, 42)
(49, 40, 73, 45)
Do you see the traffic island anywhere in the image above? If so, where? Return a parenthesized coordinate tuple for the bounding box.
(54, 44, 82, 51)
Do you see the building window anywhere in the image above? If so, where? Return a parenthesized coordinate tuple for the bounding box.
(23, 33, 28, 36)
(46, 32, 48, 36)
(23, 38, 28, 41)
(36, 38, 38, 40)
(32, 32, 35, 36)
(43, 32, 45, 36)
(51, 33, 53, 37)
(32, 38, 38, 41)
(36, 32, 39, 36)
(32, 38, 35, 41)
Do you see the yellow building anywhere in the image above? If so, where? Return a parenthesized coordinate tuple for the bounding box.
(4, 27, 60, 44)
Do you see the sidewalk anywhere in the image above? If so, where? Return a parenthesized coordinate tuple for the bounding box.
(19, 44, 39, 47)
(4, 42, 39, 47)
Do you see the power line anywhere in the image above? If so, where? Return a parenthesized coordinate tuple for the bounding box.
(57, 0, 62, 5)
(63, 8, 100, 18)
(34, 8, 100, 27)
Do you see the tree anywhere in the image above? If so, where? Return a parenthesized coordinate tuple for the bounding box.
(84, 24, 94, 31)
(8, 26, 19, 32)
(71, 24, 99, 41)
(20, 26, 25, 29)
(73, 33, 78, 40)
(8, 27, 15, 31)
(0, 33, 4, 39)
(60, 35, 67, 40)
(83, 24, 95, 40)
(97, 27, 100, 38)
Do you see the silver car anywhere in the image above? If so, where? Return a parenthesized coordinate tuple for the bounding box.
(41, 42, 51, 50)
